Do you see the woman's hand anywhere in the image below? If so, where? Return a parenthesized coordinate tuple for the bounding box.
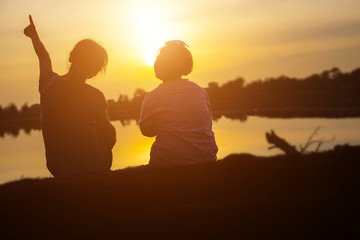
(24, 14, 52, 75)
(24, 15, 37, 38)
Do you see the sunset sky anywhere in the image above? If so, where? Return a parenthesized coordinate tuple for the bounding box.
(1, 0, 359, 106)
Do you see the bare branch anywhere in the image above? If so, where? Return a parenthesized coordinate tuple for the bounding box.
(300, 127, 335, 153)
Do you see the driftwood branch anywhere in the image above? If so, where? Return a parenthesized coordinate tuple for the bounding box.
(266, 127, 336, 156)
(265, 130, 300, 156)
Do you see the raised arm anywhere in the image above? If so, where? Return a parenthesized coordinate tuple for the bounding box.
(24, 15, 52, 72)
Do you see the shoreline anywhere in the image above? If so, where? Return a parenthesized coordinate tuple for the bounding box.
(1, 106, 360, 124)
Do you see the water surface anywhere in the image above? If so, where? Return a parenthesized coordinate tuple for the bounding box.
(1, 117, 359, 184)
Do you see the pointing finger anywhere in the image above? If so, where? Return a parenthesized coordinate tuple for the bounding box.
(29, 15, 34, 26)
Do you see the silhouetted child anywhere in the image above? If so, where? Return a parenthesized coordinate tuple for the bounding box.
(24, 15, 116, 177)
(139, 40, 218, 165)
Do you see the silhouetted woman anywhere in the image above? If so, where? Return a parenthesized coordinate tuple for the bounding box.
(139, 40, 218, 165)
(24, 15, 116, 177)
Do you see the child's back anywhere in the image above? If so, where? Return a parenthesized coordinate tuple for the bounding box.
(139, 41, 218, 165)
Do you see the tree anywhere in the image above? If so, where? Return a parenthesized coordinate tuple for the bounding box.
(20, 103, 31, 118)
(4, 103, 19, 119)
(133, 88, 147, 99)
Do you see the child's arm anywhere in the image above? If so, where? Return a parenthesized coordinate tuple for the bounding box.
(205, 90, 213, 119)
(24, 15, 52, 73)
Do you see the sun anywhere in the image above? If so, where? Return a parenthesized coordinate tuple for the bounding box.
(133, 10, 174, 65)
(141, 36, 166, 65)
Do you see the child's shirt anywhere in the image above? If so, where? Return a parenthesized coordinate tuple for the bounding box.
(139, 79, 218, 164)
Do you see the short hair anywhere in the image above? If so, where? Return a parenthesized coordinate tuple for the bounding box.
(154, 40, 193, 80)
(69, 39, 108, 78)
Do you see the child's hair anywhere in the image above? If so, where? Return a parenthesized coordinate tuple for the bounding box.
(154, 40, 193, 81)
(69, 39, 108, 78)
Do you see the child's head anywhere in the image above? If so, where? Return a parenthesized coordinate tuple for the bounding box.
(154, 40, 193, 81)
(69, 39, 108, 79)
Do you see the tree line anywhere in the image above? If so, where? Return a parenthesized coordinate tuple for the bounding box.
(1, 66, 360, 134)
(207, 67, 360, 119)
(0, 103, 40, 120)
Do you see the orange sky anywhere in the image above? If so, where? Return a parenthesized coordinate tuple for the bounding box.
(1, 0, 360, 106)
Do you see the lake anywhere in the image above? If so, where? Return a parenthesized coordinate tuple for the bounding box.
(1, 116, 359, 184)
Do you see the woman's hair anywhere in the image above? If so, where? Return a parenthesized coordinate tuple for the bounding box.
(69, 39, 108, 78)
(154, 40, 193, 81)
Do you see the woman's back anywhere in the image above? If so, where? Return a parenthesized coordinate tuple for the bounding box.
(24, 17, 115, 177)
(41, 75, 111, 175)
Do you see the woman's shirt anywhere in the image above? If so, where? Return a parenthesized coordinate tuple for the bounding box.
(139, 79, 218, 165)
(39, 69, 108, 173)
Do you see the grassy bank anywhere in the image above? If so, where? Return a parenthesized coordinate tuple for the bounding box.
(1, 145, 360, 239)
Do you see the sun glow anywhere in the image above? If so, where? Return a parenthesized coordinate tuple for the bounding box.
(134, 10, 175, 65)
(141, 33, 168, 65)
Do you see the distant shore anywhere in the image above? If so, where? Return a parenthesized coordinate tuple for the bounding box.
(2, 106, 360, 137)
(1, 106, 360, 126)
(1, 106, 360, 123)
(213, 106, 360, 121)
